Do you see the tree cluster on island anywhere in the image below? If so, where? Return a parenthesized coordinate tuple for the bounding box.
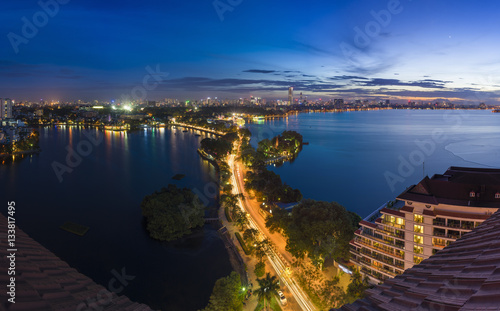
(140, 184, 205, 242)
(257, 130, 303, 158)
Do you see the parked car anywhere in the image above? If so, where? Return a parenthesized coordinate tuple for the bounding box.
(278, 290, 287, 306)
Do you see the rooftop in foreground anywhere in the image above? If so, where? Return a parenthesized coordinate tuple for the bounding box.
(0, 213, 154, 311)
(336, 205, 500, 310)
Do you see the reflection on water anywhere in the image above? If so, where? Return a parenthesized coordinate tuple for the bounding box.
(0, 126, 231, 311)
(247, 110, 500, 217)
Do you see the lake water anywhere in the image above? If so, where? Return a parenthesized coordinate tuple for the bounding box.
(246, 109, 500, 217)
(2, 110, 499, 309)
(0, 126, 232, 311)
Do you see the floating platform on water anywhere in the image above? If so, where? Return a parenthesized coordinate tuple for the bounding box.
(60, 222, 89, 236)
(172, 174, 185, 180)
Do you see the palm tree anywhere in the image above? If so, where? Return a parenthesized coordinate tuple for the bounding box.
(255, 273, 280, 311)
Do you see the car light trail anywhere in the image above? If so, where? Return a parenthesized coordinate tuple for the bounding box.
(228, 154, 316, 311)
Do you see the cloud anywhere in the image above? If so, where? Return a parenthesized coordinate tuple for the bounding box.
(243, 69, 277, 74)
(354, 78, 451, 89)
(328, 75, 369, 81)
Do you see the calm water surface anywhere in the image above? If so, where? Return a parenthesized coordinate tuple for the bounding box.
(247, 110, 500, 217)
(0, 126, 232, 311)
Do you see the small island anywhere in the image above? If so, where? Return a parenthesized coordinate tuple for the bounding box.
(141, 184, 205, 241)
(171, 173, 185, 180)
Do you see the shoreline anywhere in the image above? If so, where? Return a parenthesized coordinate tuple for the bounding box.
(197, 146, 249, 285)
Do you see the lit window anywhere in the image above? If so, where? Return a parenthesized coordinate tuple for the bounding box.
(396, 217, 405, 226)
(414, 245, 423, 254)
(414, 225, 424, 234)
(414, 235, 424, 244)
(414, 256, 423, 264)
(470, 191, 475, 198)
(414, 214, 423, 223)
(496, 192, 500, 199)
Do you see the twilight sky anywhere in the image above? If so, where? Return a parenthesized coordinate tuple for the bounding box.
(2, 0, 500, 103)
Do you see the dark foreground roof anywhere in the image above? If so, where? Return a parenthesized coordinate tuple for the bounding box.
(398, 166, 500, 208)
(0, 214, 154, 311)
(335, 208, 500, 311)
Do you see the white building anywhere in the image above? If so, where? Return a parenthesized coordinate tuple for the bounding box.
(350, 167, 500, 283)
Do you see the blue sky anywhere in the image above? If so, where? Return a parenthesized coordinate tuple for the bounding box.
(1, 0, 500, 103)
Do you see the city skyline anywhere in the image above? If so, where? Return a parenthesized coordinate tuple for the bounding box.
(2, 0, 500, 103)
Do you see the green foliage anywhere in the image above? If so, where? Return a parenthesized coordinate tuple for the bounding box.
(255, 273, 281, 311)
(222, 131, 239, 143)
(266, 199, 355, 266)
(256, 130, 302, 158)
(224, 206, 232, 222)
(200, 138, 232, 159)
(235, 232, 250, 255)
(254, 240, 268, 262)
(265, 208, 291, 235)
(238, 128, 251, 139)
(254, 261, 266, 278)
(345, 271, 371, 303)
(140, 184, 205, 241)
(202, 271, 244, 311)
(232, 207, 248, 230)
(347, 211, 362, 230)
(243, 228, 258, 242)
(245, 168, 302, 203)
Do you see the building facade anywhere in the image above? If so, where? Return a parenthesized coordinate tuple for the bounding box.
(350, 167, 500, 283)
(0, 98, 13, 119)
(288, 87, 293, 105)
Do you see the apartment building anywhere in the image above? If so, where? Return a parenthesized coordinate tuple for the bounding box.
(350, 166, 500, 283)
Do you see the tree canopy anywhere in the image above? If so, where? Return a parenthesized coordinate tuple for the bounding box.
(255, 273, 280, 311)
(200, 138, 232, 160)
(266, 199, 360, 266)
(245, 168, 302, 203)
(140, 184, 205, 241)
(202, 271, 244, 311)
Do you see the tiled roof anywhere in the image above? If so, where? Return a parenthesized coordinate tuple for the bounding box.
(380, 208, 405, 218)
(0, 214, 155, 311)
(335, 208, 500, 311)
(398, 166, 500, 208)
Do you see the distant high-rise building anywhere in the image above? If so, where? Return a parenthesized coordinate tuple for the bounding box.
(288, 87, 293, 105)
(299, 92, 303, 103)
(0, 98, 13, 119)
(334, 98, 344, 109)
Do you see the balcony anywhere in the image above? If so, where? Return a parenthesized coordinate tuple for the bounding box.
(381, 219, 405, 230)
(433, 220, 446, 227)
(378, 227, 405, 239)
(355, 238, 404, 259)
